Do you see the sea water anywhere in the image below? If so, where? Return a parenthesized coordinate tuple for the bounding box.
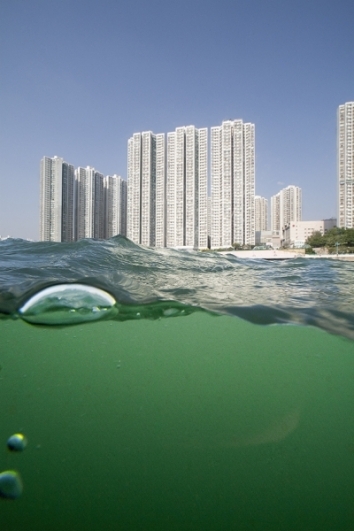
(0, 237, 353, 530)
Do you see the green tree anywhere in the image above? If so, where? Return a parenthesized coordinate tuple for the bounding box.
(325, 227, 347, 247)
(345, 228, 354, 246)
(307, 227, 354, 250)
(306, 231, 325, 247)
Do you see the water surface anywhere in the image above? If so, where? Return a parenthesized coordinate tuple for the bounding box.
(0, 237, 353, 530)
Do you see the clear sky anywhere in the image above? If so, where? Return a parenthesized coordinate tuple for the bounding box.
(0, 0, 353, 240)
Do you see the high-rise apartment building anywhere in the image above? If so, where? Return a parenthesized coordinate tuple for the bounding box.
(94, 170, 106, 239)
(40, 156, 75, 242)
(127, 126, 208, 249)
(271, 185, 302, 238)
(270, 193, 281, 237)
(76, 166, 94, 240)
(40, 157, 127, 242)
(255, 196, 268, 231)
(166, 126, 208, 249)
(127, 132, 165, 247)
(210, 120, 255, 248)
(76, 166, 106, 240)
(105, 175, 127, 238)
(338, 101, 354, 228)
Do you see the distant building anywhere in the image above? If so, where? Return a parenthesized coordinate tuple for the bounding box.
(127, 126, 208, 249)
(338, 102, 354, 228)
(166, 126, 208, 249)
(127, 132, 166, 247)
(271, 185, 302, 242)
(76, 166, 105, 240)
(255, 230, 272, 246)
(40, 157, 127, 242)
(207, 196, 211, 246)
(40, 156, 75, 242)
(211, 119, 255, 248)
(255, 196, 268, 231)
(283, 219, 337, 248)
(105, 175, 127, 238)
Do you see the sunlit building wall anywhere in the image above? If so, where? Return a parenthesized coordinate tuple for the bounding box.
(338, 101, 354, 228)
(76, 166, 95, 240)
(127, 131, 165, 247)
(40, 156, 75, 242)
(127, 134, 141, 244)
(211, 119, 255, 248)
(283, 218, 337, 247)
(154, 134, 166, 248)
(271, 185, 302, 239)
(166, 126, 208, 249)
(271, 193, 281, 236)
(255, 195, 268, 231)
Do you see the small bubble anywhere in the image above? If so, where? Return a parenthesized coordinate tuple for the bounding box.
(163, 308, 179, 317)
(0, 470, 23, 499)
(7, 433, 27, 452)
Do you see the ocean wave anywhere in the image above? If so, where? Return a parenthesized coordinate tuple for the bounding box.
(0, 236, 353, 340)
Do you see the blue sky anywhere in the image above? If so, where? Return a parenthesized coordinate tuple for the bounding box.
(1, 0, 353, 240)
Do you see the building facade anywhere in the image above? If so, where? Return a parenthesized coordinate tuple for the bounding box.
(76, 166, 112, 240)
(127, 132, 165, 247)
(271, 185, 302, 241)
(128, 126, 208, 249)
(105, 175, 127, 238)
(283, 218, 337, 248)
(166, 126, 208, 249)
(40, 157, 127, 242)
(210, 119, 255, 248)
(76, 166, 95, 240)
(338, 102, 354, 228)
(255, 195, 268, 231)
(40, 156, 75, 242)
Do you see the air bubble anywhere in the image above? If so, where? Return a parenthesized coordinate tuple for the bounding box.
(163, 308, 179, 317)
(18, 284, 117, 325)
(7, 433, 27, 452)
(0, 471, 23, 499)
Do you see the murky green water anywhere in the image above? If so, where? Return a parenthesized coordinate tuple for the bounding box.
(1, 313, 354, 530)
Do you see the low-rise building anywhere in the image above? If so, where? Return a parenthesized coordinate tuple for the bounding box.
(255, 230, 272, 246)
(283, 219, 337, 247)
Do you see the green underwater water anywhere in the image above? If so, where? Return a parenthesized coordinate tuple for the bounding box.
(1, 313, 354, 531)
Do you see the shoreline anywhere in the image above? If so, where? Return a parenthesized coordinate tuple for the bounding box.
(218, 250, 354, 261)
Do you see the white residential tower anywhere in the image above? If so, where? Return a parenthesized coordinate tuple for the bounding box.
(40, 156, 75, 242)
(271, 185, 302, 239)
(210, 119, 255, 248)
(127, 132, 165, 247)
(75, 166, 106, 240)
(166, 126, 208, 249)
(105, 175, 127, 238)
(338, 101, 354, 228)
(255, 196, 268, 231)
